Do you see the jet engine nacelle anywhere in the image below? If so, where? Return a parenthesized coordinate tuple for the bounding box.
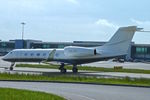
(64, 46, 97, 57)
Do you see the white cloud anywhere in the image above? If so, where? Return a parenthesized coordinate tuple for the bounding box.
(130, 18, 150, 44)
(66, 0, 79, 5)
(95, 19, 118, 29)
(130, 18, 150, 25)
(130, 18, 150, 31)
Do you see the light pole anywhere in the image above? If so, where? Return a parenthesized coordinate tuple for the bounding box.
(21, 22, 26, 40)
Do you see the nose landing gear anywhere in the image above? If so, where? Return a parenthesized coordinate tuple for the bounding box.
(10, 62, 15, 71)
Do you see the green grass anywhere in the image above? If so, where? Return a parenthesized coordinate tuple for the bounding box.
(16, 64, 150, 74)
(0, 87, 65, 100)
(16, 64, 59, 69)
(0, 73, 150, 87)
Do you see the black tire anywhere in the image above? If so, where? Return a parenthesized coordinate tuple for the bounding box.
(10, 67, 13, 71)
(72, 68, 78, 73)
(60, 68, 67, 73)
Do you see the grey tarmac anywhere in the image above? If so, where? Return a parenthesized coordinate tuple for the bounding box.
(0, 81, 150, 100)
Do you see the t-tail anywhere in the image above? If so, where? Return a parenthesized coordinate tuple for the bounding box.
(96, 26, 142, 57)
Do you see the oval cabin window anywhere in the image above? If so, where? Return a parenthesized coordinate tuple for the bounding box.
(37, 53, 40, 56)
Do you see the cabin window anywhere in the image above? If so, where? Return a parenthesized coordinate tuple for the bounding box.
(37, 53, 40, 56)
(43, 53, 46, 56)
(24, 53, 28, 56)
(30, 53, 34, 56)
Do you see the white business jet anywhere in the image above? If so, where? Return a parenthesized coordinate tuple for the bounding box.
(2, 26, 142, 73)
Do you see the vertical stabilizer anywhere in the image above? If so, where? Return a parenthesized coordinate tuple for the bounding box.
(97, 26, 141, 56)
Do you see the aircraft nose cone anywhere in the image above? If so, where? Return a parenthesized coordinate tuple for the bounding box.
(2, 56, 7, 61)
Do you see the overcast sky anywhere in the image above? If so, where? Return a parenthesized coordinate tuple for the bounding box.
(0, 0, 150, 44)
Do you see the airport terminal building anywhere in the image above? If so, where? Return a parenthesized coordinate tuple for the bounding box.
(0, 39, 150, 61)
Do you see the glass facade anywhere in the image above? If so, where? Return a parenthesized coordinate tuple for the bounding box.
(136, 47, 147, 54)
(30, 41, 102, 49)
(0, 41, 15, 55)
(31, 43, 71, 49)
(131, 46, 150, 60)
(58, 44, 65, 48)
(15, 40, 27, 49)
(43, 44, 51, 48)
(0, 42, 15, 49)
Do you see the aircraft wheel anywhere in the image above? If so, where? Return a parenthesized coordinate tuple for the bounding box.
(10, 66, 13, 71)
(72, 67, 78, 73)
(10, 62, 15, 71)
(60, 68, 67, 73)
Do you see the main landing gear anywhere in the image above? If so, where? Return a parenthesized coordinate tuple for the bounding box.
(72, 65, 78, 73)
(59, 63, 67, 73)
(59, 63, 78, 73)
(10, 62, 15, 71)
